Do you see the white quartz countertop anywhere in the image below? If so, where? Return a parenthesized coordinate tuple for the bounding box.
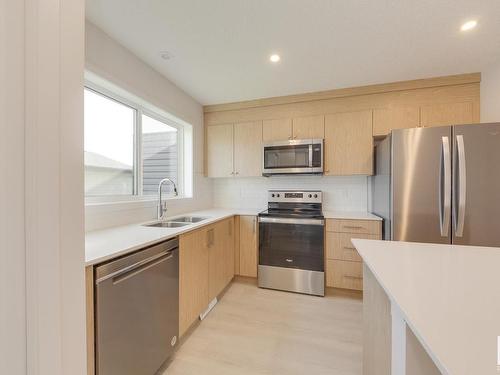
(85, 208, 263, 266)
(352, 239, 500, 375)
(322, 211, 382, 221)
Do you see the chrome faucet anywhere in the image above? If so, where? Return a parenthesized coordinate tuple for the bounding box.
(157, 178, 178, 220)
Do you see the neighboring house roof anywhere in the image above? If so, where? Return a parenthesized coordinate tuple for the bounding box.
(84, 151, 132, 170)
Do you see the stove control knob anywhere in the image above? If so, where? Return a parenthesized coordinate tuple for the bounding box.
(271, 194, 275, 197)
(277, 194, 280, 198)
(314, 194, 318, 198)
(308, 194, 312, 198)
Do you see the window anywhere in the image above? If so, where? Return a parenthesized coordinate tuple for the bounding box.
(84, 85, 188, 202)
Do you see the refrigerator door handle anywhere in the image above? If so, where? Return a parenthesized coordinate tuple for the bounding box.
(439, 136, 452, 237)
(454, 135, 467, 237)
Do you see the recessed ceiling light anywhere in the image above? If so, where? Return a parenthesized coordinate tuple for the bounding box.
(270, 54, 281, 63)
(160, 51, 175, 60)
(461, 20, 478, 32)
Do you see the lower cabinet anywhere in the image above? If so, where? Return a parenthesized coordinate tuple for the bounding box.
(179, 217, 235, 337)
(325, 218, 382, 291)
(237, 215, 258, 278)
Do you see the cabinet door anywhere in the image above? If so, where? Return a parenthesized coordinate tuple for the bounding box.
(420, 102, 474, 128)
(292, 115, 325, 139)
(224, 218, 235, 284)
(234, 121, 263, 177)
(262, 118, 292, 141)
(208, 223, 227, 301)
(179, 229, 209, 336)
(206, 124, 234, 177)
(239, 216, 258, 277)
(324, 110, 373, 175)
(373, 107, 420, 137)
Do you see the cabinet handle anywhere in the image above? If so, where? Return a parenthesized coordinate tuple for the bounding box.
(343, 246, 356, 251)
(344, 275, 362, 280)
(235, 171, 239, 175)
(230, 172, 234, 175)
(343, 225, 363, 230)
(207, 229, 215, 248)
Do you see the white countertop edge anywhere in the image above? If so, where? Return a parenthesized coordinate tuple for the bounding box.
(352, 239, 450, 375)
(85, 208, 264, 266)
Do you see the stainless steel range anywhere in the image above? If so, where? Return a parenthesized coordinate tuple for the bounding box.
(258, 190, 325, 296)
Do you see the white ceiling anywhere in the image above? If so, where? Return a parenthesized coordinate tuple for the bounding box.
(86, 0, 500, 105)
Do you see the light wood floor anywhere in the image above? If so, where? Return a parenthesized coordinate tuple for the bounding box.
(163, 279, 363, 375)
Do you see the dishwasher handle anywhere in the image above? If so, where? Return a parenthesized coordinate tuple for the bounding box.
(96, 250, 175, 285)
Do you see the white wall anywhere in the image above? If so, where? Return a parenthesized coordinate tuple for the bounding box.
(481, 62, 500, 122)
(0, 0, 26, 372)
(85, 21, 212, 231)
(213, 176, 369, 212)
(1, 0, 87, 374)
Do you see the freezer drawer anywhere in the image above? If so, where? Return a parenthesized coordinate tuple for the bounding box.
(95, 239, 179, 375)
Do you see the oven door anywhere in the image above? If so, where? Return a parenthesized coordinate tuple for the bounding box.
(262, 139, 323, 175)
(259, 217, 324, 271)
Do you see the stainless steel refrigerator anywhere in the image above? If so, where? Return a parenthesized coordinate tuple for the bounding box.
(371, 123, 500, 246)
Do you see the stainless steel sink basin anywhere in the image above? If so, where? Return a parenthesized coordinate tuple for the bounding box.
(143, 221, 191, 228)
(171, 216, 208, 223)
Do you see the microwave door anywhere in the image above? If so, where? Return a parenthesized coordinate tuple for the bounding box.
(263, 143, 312, 174)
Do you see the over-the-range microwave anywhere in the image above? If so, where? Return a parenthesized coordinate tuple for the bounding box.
(262, 139, 324, 176)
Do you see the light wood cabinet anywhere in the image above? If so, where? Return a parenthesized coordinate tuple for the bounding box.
(206, 124, 233, 178)
(262, 118, 292, 141)
(327, 259, 363, 290)
(292, 115, 325, 139)
(233, 121, 263, 177)
(179, 217, 235, 336)
(373, 107, 420, 137)
(208, 218, 235, 301)
(207, 121, 262, 178)
(420, 101, 474, 128)
(326, 218, 382, 235)
(208, 224, 226, 301)
(325, 218, 381, 291)
(326, 232, 378, 262)
(224, 218, 235, 284)
(179, 227, 210, 336)
(324, 110, 373, 176)
(238, 215, 258, 277)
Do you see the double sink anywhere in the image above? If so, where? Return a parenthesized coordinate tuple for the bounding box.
(143, 216, 208, 228)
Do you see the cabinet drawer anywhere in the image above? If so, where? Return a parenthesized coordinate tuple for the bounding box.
(326, 219, 381, 235)
(326, 232, 378, 261)
(326, 260, 363, 291)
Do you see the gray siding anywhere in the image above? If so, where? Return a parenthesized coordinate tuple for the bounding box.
(142, 131, 178, 195)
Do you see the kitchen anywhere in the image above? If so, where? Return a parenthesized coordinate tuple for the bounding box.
(3, 1, 500, 375)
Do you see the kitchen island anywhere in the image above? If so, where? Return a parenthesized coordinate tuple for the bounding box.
(353, 239, 500, 375)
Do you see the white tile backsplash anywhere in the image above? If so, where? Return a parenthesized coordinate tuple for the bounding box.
(213, 175, 369, 211)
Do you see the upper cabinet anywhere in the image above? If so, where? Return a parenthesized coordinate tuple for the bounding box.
(206, 124, 233, 178)
(234, 121, 263, 177)
(262, 118, 292, 141)
(420, 101, 474, 128)
(373, 107, 420, 137)
(325, 110, 373, 176)
(204, 74, 480, 177)
(206, 121, 262, 178)
(292, 115, 325, 139)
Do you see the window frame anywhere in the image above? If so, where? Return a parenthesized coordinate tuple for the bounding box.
(84, 81, 185, 204)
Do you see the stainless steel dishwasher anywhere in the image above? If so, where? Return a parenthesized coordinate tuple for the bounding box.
(95, 237, 179, 375)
